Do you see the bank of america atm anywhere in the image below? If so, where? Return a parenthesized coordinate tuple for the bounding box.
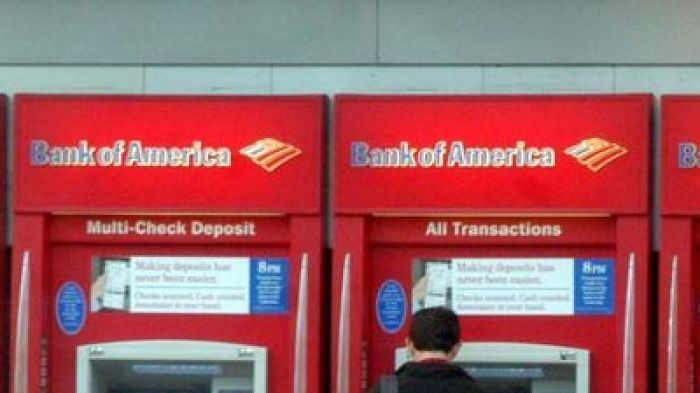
(659, 95, 700, 393)
(0, 94, 7, 393)
(10, 94, 325, 393)
(331, 95, 651, 393)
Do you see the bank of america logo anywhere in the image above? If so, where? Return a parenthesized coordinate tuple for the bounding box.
(565, 137, 627, 172)
(240, 138, 301, 172)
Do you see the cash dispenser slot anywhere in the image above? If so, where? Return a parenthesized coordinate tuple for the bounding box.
(77, 340, 267, 393)
(395, 342, 589, 393)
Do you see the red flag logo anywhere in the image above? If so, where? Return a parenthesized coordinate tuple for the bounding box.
(240, 138, 301, 172)
(565, 137, 627, 172)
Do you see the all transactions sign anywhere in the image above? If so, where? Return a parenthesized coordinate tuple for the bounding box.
(335, 95, 650, 213)
(15, 95, 324, 213)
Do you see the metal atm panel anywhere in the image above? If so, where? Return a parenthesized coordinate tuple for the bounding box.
(77, 340, 266, 393)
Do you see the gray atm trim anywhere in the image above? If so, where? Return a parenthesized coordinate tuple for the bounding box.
(395, 342, 589, 393)
(76, 339, 267, 393)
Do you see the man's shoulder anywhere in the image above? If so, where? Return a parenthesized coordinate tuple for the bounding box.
(369, 362, 483, 393)
(398, 376, 482, 393)
(395, 362, 482, 393)
(396, 361, 471, 378)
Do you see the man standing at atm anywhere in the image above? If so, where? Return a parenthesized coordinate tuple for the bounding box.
(369, 306, 482, 393)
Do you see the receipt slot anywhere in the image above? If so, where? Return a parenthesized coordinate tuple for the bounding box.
(396, 343, 589, 393)
(331, 95, 652, 393)
(77, 340, 266, 393)
(659, 96, 700, 393)
(10, 95, 325, 393)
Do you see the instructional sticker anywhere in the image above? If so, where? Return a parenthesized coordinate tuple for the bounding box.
(250, 258, 290, 314)
(91, 255, 290, 315)
(412, 258, 615, 316)
(56, 281, 87, 336)
(376, 280, 407, 334)
(574, 258, 614, 314)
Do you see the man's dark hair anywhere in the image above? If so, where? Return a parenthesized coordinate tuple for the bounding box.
(409, 306, 461, 353)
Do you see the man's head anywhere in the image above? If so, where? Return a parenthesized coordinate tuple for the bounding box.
(407, 306, 461, 360)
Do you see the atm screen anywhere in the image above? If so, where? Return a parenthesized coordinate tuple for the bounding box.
(92, 360, 253, 393)
(460, 362, 576, 393)
(396, 343, 589, 393)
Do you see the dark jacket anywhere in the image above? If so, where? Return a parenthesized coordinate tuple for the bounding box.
(368, 360, 482, 393)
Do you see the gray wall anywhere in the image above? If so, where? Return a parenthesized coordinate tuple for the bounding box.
(1, 1, 700, 65)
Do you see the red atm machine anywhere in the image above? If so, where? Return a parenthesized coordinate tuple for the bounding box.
(11, 95, 325, 393)
(0, 94, 7, 393)
(659, 95, 700, 393)
(331, 95, 651, 393)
